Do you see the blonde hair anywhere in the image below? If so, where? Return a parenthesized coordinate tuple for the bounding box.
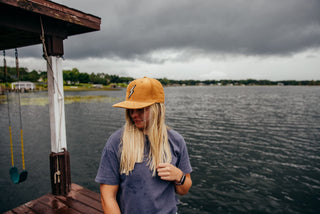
(120, 103, 172, 176)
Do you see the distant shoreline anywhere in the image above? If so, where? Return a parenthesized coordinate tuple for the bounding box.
(63, 86, 122, 91)
(1, 65, 319, 87)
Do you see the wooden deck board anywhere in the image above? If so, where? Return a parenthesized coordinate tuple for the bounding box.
(7, 205, 37, 214)
(71, 183, 101, 201)
(3, 183, 103, 214)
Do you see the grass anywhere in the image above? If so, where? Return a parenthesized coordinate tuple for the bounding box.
(0, 94, 122, 106)
(0, 83, 123, 105)
(63, 85, 122, 91)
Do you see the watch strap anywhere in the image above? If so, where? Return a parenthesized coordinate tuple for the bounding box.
(175, 173, 186, 185)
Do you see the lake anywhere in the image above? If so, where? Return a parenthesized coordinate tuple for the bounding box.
(0, 86, 320, 213)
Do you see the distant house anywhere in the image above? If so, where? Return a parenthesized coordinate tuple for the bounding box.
(110, 84, 117, 88)
(92, 84, 103, 88)
(11, 81, 36, 90)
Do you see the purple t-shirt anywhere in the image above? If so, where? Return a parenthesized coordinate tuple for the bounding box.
(95, 128, 192, 214)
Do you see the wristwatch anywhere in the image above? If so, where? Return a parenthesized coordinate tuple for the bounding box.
(175, 173, 186, 185)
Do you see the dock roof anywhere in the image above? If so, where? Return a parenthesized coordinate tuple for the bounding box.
(0, 0, 101, 50)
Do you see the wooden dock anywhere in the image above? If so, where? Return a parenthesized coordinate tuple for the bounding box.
(3, 183, 103, 214)
(1, 1, 102, 214)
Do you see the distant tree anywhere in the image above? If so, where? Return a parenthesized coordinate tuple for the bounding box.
(70, 68, 80, 83)
(0, 66, 5, 83)
(63, 68, 80, 84)
(21, 70, 40, 82)
(110, 75, 120, 83)
(119, 76, 134, 84)
(39, 71, 47, 82)
(203, 80, 217, 85)
(158, 78, 170, 86)
(89, 72, 107, 85)
(18, 67, 28, 80)
(89, 73, 97, 83)
(78, 72, 90, 83)
(63, 70, 70, 83)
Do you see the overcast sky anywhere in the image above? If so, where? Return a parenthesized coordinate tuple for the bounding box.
(4, 0, 320, 80)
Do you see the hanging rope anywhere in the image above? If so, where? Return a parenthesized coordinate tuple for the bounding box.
(54, 156, 61, 184)
(15, 48, 26, 172)
(4, 49, 28, 184)
(40, 15, 64, 152)
(3, 50, 15, 168)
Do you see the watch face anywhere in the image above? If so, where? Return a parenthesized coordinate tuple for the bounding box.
(181, 174, 186, 185)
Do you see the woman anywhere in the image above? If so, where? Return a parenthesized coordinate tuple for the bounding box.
(95, 77, 192, 214)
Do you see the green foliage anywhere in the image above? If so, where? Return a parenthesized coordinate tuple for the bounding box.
(156, 78, 320, 86)
(1, 66, 319, 86)
(0, 66, 41, 82)
(63, 68, 80, 85)
(78, 72, 90, 83)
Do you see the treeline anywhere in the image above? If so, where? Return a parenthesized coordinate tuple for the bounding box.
(0, 67, 134, 85)
(62, 68, 133, 85)
(0, 66, 47, 83)
(158, 78, 320, 86)
(1, 66, 320, 86)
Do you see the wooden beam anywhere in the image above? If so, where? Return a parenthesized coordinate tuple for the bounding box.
(0, 0, 101, 31)
(44, 35, 64, 56)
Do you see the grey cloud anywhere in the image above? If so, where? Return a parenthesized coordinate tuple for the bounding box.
(22, 0, 320, 61)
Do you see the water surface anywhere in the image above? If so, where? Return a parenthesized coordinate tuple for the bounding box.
(0, 86, 319, 213)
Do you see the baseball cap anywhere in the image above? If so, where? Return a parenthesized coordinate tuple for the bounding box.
(113, 77, 165, 109)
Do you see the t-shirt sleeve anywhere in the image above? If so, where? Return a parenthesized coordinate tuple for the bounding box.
(95, 131, 121, 185)
(170, 130, 192, 174)
(178, 138, 192, 174)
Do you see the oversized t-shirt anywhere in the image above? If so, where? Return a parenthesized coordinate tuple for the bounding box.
(95, 128, 192, 214)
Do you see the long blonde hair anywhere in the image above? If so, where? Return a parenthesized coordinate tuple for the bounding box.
(120, 103, 172, 176)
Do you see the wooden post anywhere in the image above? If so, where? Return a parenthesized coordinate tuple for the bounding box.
(45, 36, 71, 195)
(50, 149, 71, 195)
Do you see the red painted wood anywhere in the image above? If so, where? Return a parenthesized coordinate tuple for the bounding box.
(4, 184, 103, 214)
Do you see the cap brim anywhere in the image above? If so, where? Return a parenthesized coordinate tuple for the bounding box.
(112, 101, 155, 109)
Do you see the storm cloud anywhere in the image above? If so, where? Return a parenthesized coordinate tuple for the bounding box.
(5, 0, 319, 81)
(58, 0, 320, 61)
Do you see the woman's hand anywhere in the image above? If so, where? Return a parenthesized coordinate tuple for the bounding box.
(157, 163, 192, 195)
(157, 163, 183, 182)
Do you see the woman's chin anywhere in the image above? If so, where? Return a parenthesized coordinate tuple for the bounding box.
(135, 123, 145, 130)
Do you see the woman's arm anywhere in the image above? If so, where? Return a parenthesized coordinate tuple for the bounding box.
(100, 184, 121, 214)
(157, 163, 192, 195)
(174, 173, 192, 195)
